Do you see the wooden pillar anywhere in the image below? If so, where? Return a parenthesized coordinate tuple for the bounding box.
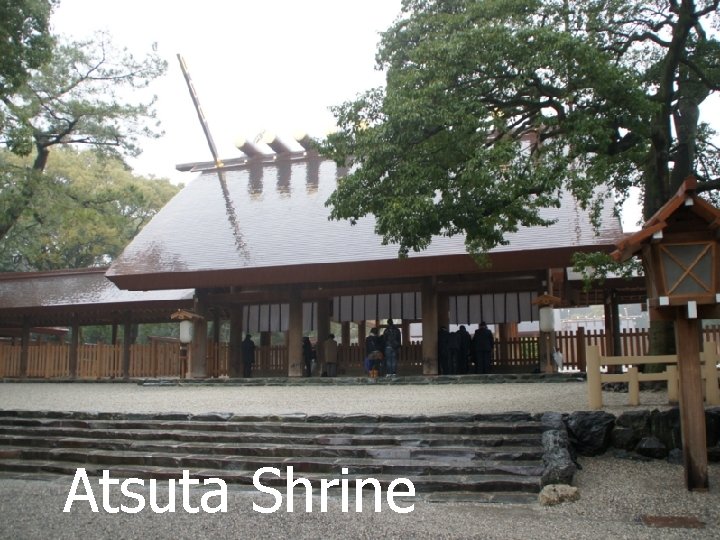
(341, 321, 350, 347)
(19, 318, 30, 378)
(69, 321, 79, 379)
(316, 299, 331, 373)
(675, 317, 709, 491)
(122, 319, 132, 379)
(111, 324, 118, 346)
(228, 307, 243, 378)
(189, 318, 208, 378)
(576, 326, 587, 372)
(422, 279, 439, 375)
(287, 291, 304, 377)
(604, 292, 616, 356)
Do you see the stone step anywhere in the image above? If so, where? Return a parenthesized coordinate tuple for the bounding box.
(0, 410, 536, 423)
(0, 434, 544, 461)
(0, 417, 545, 436)
(0, 425, 542, 448)
(0, 410, 553, 497)
(0, 446, 544, 477)
(0, 459, 542, 493)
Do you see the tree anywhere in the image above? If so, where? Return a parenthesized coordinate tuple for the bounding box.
(0, 147, 180, 271)
(322, 0, 720, 258)
(0, 0, 56, 101)
(0, 31, 167, 242)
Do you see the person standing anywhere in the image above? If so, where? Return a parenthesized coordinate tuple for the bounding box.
(365, 327, 383, 376)
(383, 319, 401, 377)
(472, 322, 494, 374)
(241, 334, 256, 378)
(457, 325, 472, 374)
(302, 336, 314, 377)
(324, 333, 339, 377)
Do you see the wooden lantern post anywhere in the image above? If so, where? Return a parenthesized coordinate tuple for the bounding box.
(533, 293, 562, 373)
(171, 309, 203, 379)
(612, 176, 719, 491)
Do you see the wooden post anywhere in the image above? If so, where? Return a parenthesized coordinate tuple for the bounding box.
(675, 317, 708, 491)
(228, 307, 243, 378)
(287, 291, 303, 377)
(69, 321, 79, 379)
(189, 318, 208, 378)
(19, 318, 30, 378)
(576, 326, 587, 372)
(122, 319, 132, 379)
(586, 345, 602, 409)
(421, 279, 439, 375)
(316, 299, 330, 375)
(341, 321, 350, 347)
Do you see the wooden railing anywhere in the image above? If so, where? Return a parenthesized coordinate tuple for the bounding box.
(586, 343, 720, 408)
(3, 326, 720, 379)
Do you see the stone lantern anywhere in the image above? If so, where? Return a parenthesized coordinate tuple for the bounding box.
(613, 175, 720, 491)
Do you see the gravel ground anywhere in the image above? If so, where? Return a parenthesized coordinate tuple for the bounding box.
(0, 381, 672, 416)
(0, 381, 717, 539)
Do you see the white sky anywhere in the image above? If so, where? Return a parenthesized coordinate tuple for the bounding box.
(50, 1, 719, 233)
(51, 0, 403, 184)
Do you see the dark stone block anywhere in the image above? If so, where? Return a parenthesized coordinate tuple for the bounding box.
(611, 426, 640, 451)
(635, 436, 668, 459)
(566, 411, 616, 456)
(541, 430, 576, 485)
(649, 408, 681, 449)
(615, 410, 650, 433)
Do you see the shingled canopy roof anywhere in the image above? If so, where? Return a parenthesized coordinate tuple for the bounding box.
(107, 156, 624, 292)
(612, 175, 720, 262)
(0, 268, 194, 328)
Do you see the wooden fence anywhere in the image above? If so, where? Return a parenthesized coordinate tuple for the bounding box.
(586, 344, 720, 408)
(3, 326, 720, 379)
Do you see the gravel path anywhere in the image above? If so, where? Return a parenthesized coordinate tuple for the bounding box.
(0, 381, 672, 416)
(0, 381, 717, 539)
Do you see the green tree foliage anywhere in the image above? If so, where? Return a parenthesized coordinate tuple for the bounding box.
(0, 147, 180, 271)
(322, 0, 720, 257)
(0, 31, 167, 243)
(0, 0, 55, 100)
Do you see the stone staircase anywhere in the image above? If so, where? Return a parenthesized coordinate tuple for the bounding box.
(0, 410, 550, 502)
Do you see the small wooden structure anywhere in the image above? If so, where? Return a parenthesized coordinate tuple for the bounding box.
(613, 175, 720, 491)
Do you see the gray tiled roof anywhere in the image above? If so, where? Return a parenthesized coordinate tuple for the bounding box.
(107, 159, 622, 283)
(0, 269, 194, 310)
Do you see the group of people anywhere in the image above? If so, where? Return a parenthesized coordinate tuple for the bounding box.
(302, 334, 340, 377)
(240, 319, 497, 379)
(364, 319, 402, 377)
(438, 322, 494, 375)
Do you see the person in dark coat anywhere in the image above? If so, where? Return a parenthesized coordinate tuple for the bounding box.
(241, 334, 256, 378)
(382, 319, 401, 376)
(457, 325, 472, 374)
(472, 322, 494, 374)
(302, 336, 314, 377)
(438, 326, 450, 375)
(447, 331, 459, 375)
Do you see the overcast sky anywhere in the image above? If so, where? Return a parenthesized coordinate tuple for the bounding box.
(50, 1, 720, 232)
(52, 0, 403, 185)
